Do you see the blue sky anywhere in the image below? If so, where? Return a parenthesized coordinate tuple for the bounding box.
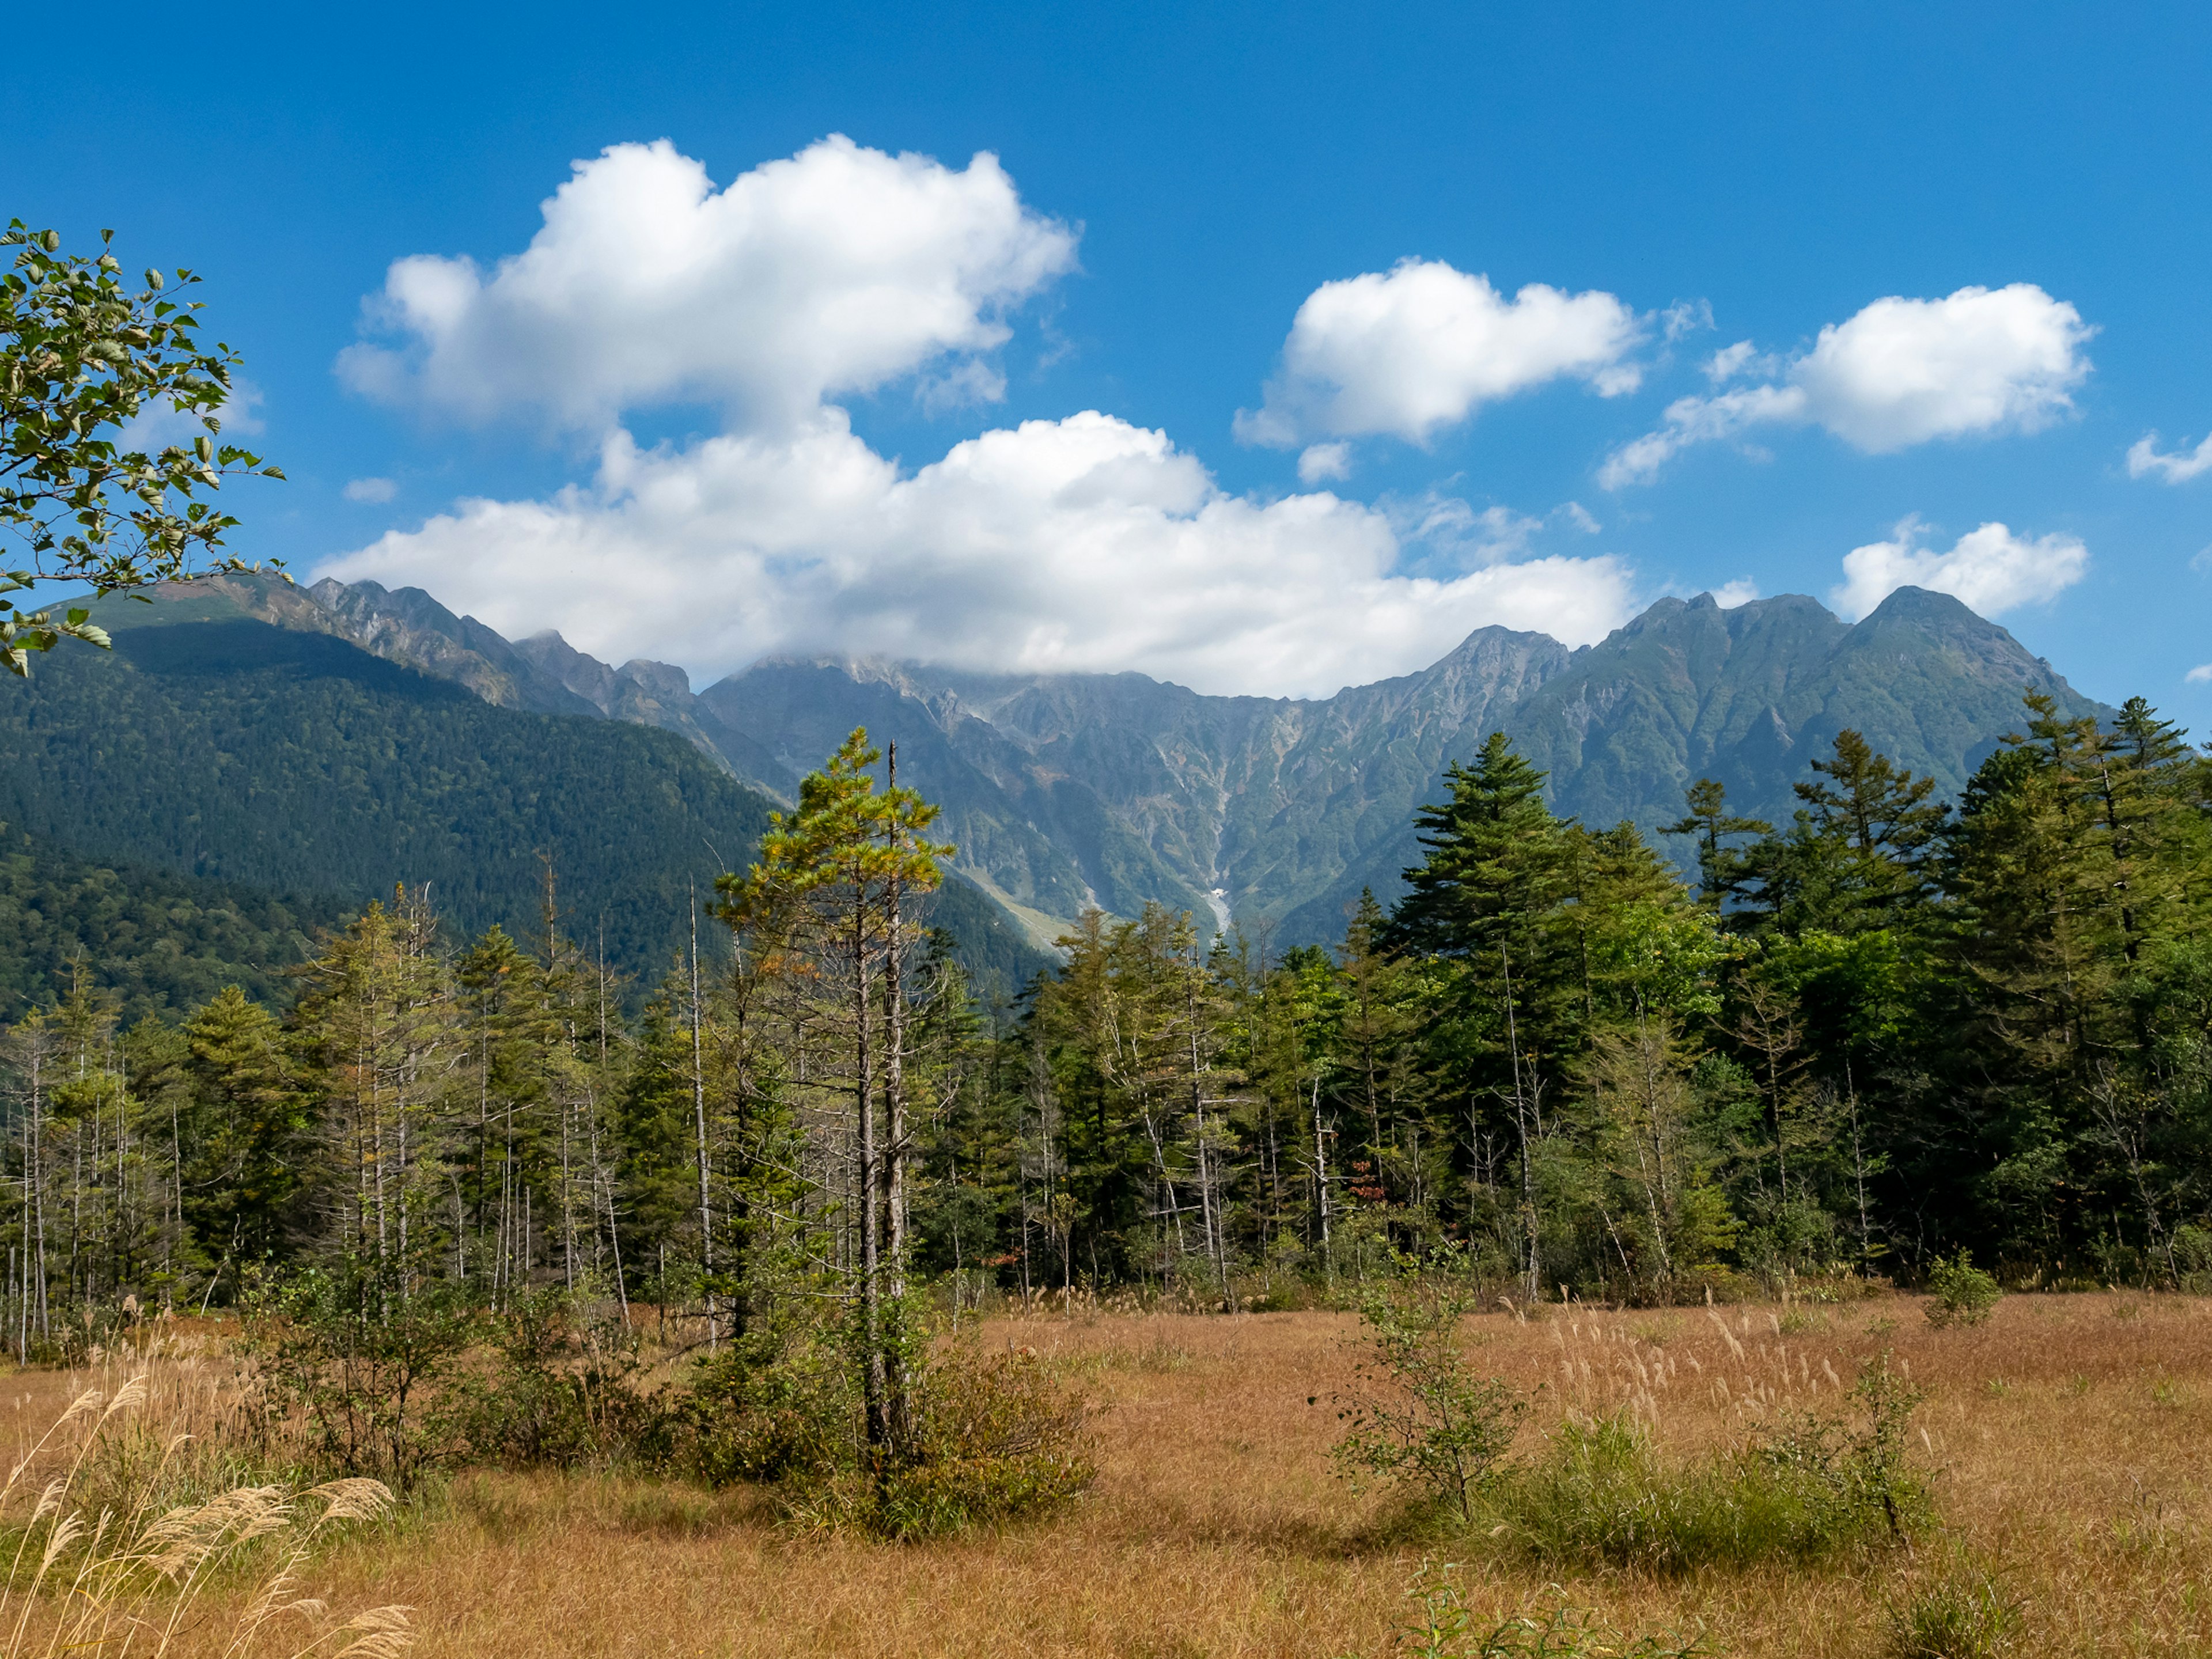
(6, 2, 2207, 704)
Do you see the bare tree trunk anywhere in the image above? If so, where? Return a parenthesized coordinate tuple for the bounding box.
(855, 870, 887, 1451)
(31, 1043, 47, 1340)
(884, 742, 912, 1444)
(691, 882, 715, 1351)
(1312, 1076, 1331, 1254)
(1502, 945, 1540, 1302)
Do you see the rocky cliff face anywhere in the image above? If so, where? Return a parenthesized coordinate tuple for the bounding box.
(127, 574, 2106, 950)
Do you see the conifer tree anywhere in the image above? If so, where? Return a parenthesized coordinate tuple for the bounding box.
(717, 728, 950, 1459)
(180, 986, 297, 1277)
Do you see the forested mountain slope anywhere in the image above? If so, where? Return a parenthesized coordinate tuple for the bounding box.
(0, 827, 350, 1022)
(1, 615, 1050, 998)
(114, 574, 2106, 950)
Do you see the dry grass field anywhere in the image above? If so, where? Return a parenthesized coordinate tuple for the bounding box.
(5, 1289, 2209, 1658)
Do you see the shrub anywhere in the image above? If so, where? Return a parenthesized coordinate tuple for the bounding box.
(685, 1310, 859, 1489)
(443, 1289, 674, 1473)
(854, 1343, 1095, 1540)
(688, 1321, 1094, 1540)
(2172, 1224, 2212, 1293)
(1849, 1350, 1933, 1543)
(1923, 1253, 2001, 1328)
(1332, 1264, 1525, 1524)
(240, 1259, 474, 1490)
(1484, 1353, 1930, 1570)
(1886, 1567, 2021, 1658)
(1346, 1562, 1706, 1658)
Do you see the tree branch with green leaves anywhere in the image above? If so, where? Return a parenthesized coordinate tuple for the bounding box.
(1, 220, 283, 674)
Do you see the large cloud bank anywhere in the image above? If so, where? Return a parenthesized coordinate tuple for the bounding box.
(330, 410, 1634, 698)
(325, 139, 1635, 697)
(1602, 284, 2093, 486)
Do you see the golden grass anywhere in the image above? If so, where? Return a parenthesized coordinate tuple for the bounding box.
(14, 1290, 2212, 1657)
(0, 1355, 411, 1658)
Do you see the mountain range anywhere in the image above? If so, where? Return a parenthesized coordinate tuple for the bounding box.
(99, 571, 2107, 953)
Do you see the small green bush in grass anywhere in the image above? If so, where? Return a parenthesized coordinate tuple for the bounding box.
(1480, 1353, 1930, 1571)
(1331, 1259, 1525, 1525)
(692, 1320, 1094, 1540)
(1885, 1566, 2020, 1659)
(443, 1289, 675, 1474)
(1923, 1253, 2002, 1328)
(849, 1343, 1096, 1540)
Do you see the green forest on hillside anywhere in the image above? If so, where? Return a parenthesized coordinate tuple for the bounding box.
(0, 619, 1047, 1002)
(0, 827, 350, 1021)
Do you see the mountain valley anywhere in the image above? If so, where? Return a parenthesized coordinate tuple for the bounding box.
(126, 572, 2108, 951)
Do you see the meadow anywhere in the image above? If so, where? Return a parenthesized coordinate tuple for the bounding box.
(5, 1288, 2203, 1659)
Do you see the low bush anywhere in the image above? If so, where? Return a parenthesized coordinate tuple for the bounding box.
(1885, 1566, 2021, 1658)
(688, 1319, 1093, 1540)
(1924, 1253, 2002, 1328)
(239, 1260, 474, 1491)
(850, 1343, 1095, 1540)
(442, 1289, 675, 1474)
(2172, 1224, 2212, 1293)
(686, 1312, 862, 1490)
(243, 1268, 673, 1487)
(1482, 1353, 1930, 1571)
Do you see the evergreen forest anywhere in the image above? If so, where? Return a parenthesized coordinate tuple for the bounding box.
(5, 685, 2207, 1351)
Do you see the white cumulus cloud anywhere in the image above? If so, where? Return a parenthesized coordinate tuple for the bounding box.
(1829, 517, 2088, 621)
(1297, 441, 1352, 483)
(343, 476, 398, 503)
(1235, 258, 1643, 449)
(323, 411, 1635, 698)
(2187, 664, 2212, 685)
(336, 135, 1078, 430)
(325, 140, 1637, 698)
(2127, 431, 2212, 484)
(1603, 285, 2093, 487)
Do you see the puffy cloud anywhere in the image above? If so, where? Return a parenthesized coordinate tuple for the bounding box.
(343, 476, 397, 503)
(1235, 259, 1643, 449)
(336, 135, 1077, 430)
(2187, 664, 2212, 685)
(1710, 579, 1759, 608)
(1829, 517, 2087, 621)
(1297, 441, 1352, 483)
(323, 410, 1637, 699)
(2127, 430, 2212, 483)
(1603, 285, 2092, 486)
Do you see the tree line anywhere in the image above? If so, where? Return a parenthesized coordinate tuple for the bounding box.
(1, 695, 2207, 1364)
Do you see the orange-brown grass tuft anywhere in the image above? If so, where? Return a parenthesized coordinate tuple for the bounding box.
(33, 1291, 2212, 1658)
